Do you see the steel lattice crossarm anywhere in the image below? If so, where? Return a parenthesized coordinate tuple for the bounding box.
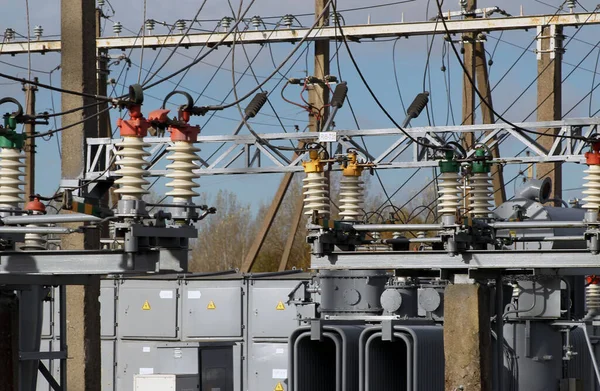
(84, 118, 600, 179)
(2, 12, 600, 55)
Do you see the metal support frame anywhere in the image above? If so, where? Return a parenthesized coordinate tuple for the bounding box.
(0, 249, 188, 282)
(311, 250, 600, 274)
(3, 12, 600, 55)
(83, 118, 600, 180)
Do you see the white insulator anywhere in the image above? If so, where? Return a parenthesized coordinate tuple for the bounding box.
(437, 172, 461, 216)
(583, 164, 600, 210)
(303, 172, 330, 217)
(0, 148, 25, 209)
(469, 172, 493, 218)
(23, 217, 46, 251)
(165, 141, 200, 203)
(587, 283, 600, 312)
(339, 176, 364, 221)
(114, 136, 150, 200)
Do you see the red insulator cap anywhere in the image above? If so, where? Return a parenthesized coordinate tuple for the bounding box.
(587, 275, 600, 285)
(24, 197, 46, 213)
(117, 105, 150, 137)
(169, 123, 200, 142)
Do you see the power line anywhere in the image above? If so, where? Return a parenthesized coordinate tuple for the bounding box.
(433, 0, 591, 142)
(331, 0, 447, 151)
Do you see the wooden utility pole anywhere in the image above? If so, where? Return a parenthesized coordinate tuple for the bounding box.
(461, 0, 477, 150)
(23, 81, 37, 202)
(242, 0, 331, 272)
(536, 25, 563, 204)
(61, 0, 101, 389)
(278, 0, 331, 271)
(474, 43, 506, 205)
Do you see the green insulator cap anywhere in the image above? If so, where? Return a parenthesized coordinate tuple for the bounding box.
(0, 130, 24, 149)
(472, 148, 491, 173)
(3, 115, 17, 130)
(439, 150, 459, 173)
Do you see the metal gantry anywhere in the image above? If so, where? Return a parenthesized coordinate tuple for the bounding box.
(84, 118, 600, 179)
(2, 12, 600, 54)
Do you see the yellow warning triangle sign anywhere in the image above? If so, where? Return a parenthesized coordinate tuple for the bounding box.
(276, 301, 286, 310)
(274, 382, 284, 391)
(142, 300, 151, 310)
(207, 300, 216, 310)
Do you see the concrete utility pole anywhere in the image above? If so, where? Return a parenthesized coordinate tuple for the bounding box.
(444, 282, 493, 391)
(446, 2, 493, 390)
(61, 0, 101, 389)
(536, 25, 563, 205)
(242, 0, 331, 272)
(23, 81, 37, 202)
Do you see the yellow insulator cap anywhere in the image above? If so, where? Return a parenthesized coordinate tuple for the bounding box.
(342, 152, 364, 177)
(302, 150, 325, 174)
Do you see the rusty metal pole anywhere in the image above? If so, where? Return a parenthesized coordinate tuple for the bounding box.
(23, 81, 37, 202)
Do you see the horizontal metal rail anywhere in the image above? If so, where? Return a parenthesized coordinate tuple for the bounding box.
(312, 250, 600, 273)
(3, 12, 600, 55)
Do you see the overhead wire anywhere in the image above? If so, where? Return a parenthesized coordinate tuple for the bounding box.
(433, 0, 590, 142)
(141, 0, 209, 86)
(331, 0, 448, 151)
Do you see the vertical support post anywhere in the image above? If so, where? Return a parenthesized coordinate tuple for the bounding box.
(536, 25, 563, 205)
(308, 0, 330, 133)
(0, 291, 18, 391)
(279, 0, 331, 270)
(61, 0, 101, 389)
(96, 8, 110, 140)
(474, 42, 506, 205)
(244, 0, 331, 273)
(23, 81, 37, 202)
(444, 281, 492, 391)
(278, 195, 305, 271)
(461, 0, 477, 150)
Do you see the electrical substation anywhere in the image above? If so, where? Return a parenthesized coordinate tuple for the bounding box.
(4, 0, 600, 390)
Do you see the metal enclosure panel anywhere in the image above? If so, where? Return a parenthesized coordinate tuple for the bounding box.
(102, 340, 115, 391)
(35, 339, 52, 391)
(182, 280, 242, 338)
(116, 341, 160, 391)
(249, 281, 300, 338)
(514, 279, 561, 318)
(118, 281, 179, 338)
(248, 342, 289, 391)
(101, 286, 116, 337)
(157, 342, 199, 374)
(41, 291, 53, 338)
(133, 374, 199, 391)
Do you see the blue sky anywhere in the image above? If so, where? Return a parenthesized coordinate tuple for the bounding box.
(1, 0, 599, 212)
